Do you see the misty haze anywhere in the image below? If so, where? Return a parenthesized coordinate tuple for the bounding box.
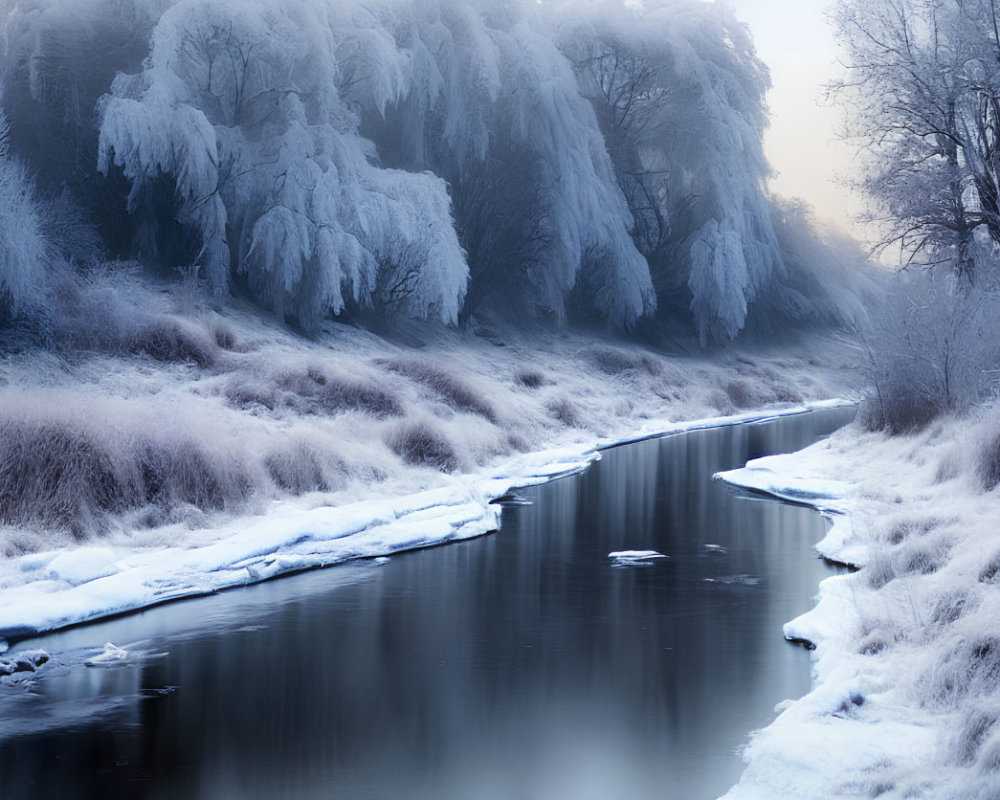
(0, 1, 997, 798)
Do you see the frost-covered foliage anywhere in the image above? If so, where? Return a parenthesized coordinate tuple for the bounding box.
(0, 0, 872, 341)
(359, 0, 655, 326)
(859, 270, 1000, 434)
(96, 0, 468, 329)
(0, 110, 54, 322)
(556, 0, 781, 341)
(833, 0, 1000, 280)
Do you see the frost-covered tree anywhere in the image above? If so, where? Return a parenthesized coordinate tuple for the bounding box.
(97, 0, 468, 328)
(0, 0, 160, 208)
(833, 0, 1000, 279)
(0, 0, 869, 342)
(557, 0, 782, 343)
(353, 0, 655, 327)
(0, 110, 53, 321)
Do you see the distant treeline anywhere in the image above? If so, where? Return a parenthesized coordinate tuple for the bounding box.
(0, 0, 874, 341)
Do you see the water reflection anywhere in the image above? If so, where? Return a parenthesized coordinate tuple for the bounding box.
(0, 409, 854, 800)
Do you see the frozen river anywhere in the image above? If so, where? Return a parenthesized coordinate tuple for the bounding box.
(0, 407, 854, 799)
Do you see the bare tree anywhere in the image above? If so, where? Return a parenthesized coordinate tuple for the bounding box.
(833, 0, 1000, 280)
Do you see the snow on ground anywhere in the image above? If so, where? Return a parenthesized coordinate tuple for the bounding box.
(717, 411, 1000, 800)
(0, 287, 860, 643)
(0, 283, 863, 645)
(0, 401, 843, 646)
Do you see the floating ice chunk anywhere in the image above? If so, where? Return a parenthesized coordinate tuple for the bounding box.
(609, 550, 669, 566)
(373, 557, 391, 565)
(85, 642, 129, 667)
(492, 492, 533, 506)
(0, 648, 49, 676)
(704, 544, 728, 555)
(46, 548, 120, 587)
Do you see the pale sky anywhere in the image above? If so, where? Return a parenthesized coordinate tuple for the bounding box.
(721, 0, 863, 235)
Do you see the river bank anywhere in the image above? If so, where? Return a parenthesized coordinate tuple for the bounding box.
(0, 283, 861, 645)
(719, 412, 1000, 799)
(0, 404, 853, 800)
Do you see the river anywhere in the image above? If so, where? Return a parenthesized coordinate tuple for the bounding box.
(0, 407, 854, 799)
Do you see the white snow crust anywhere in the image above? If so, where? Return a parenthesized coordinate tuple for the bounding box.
(0, 401, 842, 646)
(717, 414, 1000, 800)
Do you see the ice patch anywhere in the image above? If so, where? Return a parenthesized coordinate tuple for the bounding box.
(714, 454, 852, 514)
(608, 550, 669, 566)
(85, 642, 129, 667)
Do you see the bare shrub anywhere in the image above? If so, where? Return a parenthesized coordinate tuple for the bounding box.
(381, 359, 495, 422)
(264, 443, 332, 494)
(0, 409, 256, 538)
(723, 379, 758, 409)
(226, 366, 403, 419)
(865, 551, 897, 590)
(928, 636, 1000, 706)
(954, 709, 999, 765)
(515, 370, 545, 388)
(387, 421, 458, 472)
(547, 397, 581, 427)
(980, 551, 1000, 584)
(859, 272, 1000, 436)
(128, 316, 219, 367)
(931, 590, 976, 626)
(978, 429, 1000, 491)
(586, 346, 661, 376)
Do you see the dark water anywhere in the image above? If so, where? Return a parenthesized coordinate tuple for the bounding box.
(0, 408, 854, 800)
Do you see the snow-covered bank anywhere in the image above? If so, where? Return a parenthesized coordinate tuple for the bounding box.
(717, 414, 1000, 800)
(0, 400, 844, 648)
(0, 278, 861, 645)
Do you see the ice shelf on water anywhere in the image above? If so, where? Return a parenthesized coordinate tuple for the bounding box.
(0, 400, 848, 649)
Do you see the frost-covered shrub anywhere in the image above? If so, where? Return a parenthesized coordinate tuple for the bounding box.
(978, 733, 1000, 774)
(547, 397, 581, 427)
(931, 590, 977, 626)
(97, 0, 468, 329)
(0, 151, 54, 322)
(128, 316, 220, 366)
(263, 442, 332, 495)
(927, 636, 1000, 706)
(514, 370, 545, 389)
(860, 271, 1000, 435)
(0, 388, 404, 540)
(723, 379, 758, 409)
(865, 535, 950, 589)
(977, 428, 1000, 491)
(381, 359, 495, 422)
(0, 404, 255, 535)
(953, 707, 1000, 765)
(749, 198, 878, 335)
(387, 420, 458, 472)
(586, 346, 660, 377)
(979, 551, 1000, 583)
(225, 366, 403, 419)
(865, 551, 898, 590)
